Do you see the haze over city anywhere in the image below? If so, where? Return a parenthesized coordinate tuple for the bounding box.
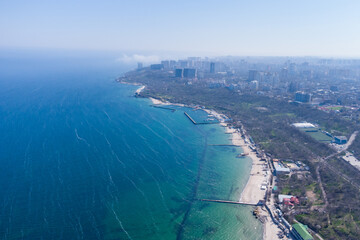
(1, 0, 360, 57)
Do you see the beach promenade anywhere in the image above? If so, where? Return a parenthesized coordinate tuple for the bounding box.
(198, 109, 285, 240)
(223, 123, 286, 240)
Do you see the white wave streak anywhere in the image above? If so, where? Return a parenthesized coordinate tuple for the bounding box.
(74, 128, 90, 147)
(142, 123, 172, 148)
(137, 151, 166, 178)
(149, 114, 183, 142)
(104, 135, 126, 168)
(88, 211, 101, 240)
(103, 110, 111, 121)
(76, 216, 84, 240)
(92, 128, 126, 168)
(110, 206, 133, 240)
(126, 177, 146, 197)
(125, 176, 160, 232)
(134, 159, 170, 212)
(107, 169, 115, 187)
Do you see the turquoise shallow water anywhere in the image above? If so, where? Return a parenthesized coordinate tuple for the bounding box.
(0, 52, 262, 239)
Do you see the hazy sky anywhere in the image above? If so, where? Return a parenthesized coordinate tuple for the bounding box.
(1, 0, 360, 57)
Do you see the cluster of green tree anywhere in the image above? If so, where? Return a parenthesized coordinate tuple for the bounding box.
(288, 156, 360, 239)
(316, 164, 360, 240)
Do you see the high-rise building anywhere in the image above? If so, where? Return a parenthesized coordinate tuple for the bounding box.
(183, 68, 197, 78)
(289, 63, 296, 75)
(288, 82, 298, 93)
(248, 70, 258, 81)
(161, 60, 170, 69)
(169, 60, 177, 69)
(210, 62, 215, 73)
(179, 60, 188, 68)
(280, 68, 288, 82)
(150, 64, 164, 70)
(295, 91, 311, 103)
(137, 62, 143, 69)
(175, 69, 183, 78)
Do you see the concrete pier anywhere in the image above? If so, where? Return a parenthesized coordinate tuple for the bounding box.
(184, 112, 197, 124)
(152, 105, 176, 112)
(199, 199, 257, 206)
(184, 112, 218, 125)
(208, 144, 242, 147)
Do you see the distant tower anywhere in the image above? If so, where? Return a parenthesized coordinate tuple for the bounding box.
(183, 68, 197, 78)
(295, 91, 311, 103)
(137, 62, 143, 69)
(175, 69, 183, 78)
(179, 60, 188, 68)
(169, 60, 177, 69)
(288, 82, 298, 93)
(248, 70, 258, 81)
(210, 62, 215, 73)
(280, 68, 288, 82)
(161, 60, 170, 69)
(289, 63, 296, 75)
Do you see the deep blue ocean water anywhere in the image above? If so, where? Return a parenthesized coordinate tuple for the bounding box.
(0, 51, 262, 240)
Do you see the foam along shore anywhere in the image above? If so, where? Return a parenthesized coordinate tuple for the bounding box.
(148, 97, 187, 108)
(227, 126, 281, 240)
(233, 130, 269, 204)
(215, 122, 268, 204)
(149, 97, 167, 105)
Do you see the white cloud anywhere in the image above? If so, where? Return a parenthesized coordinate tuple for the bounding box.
(116, 54, 161, 64)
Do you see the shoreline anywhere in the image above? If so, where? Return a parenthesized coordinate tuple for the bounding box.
(203, 109, 280, 240)
(131, 86, 281, 240)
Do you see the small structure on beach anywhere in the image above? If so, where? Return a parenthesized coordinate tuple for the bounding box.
(283, 197, 299, 206)
(334, 136, 347, 145)
(292, 122, 316, 128)
(274, 162, 290, 175)
(278, 194, 299, 206)
(292, 223, 313, 240)
(278, 194, 294, 203)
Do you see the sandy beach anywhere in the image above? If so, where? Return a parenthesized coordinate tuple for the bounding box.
(135, 85, 145, 94)
(149, 97, 167, 105)
(204, 108, 268, 205)
(232, 130, 269, 204)
(225, 125, 283, 240)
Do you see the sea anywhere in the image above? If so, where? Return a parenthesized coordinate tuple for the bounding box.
(0, 50, 263, 240)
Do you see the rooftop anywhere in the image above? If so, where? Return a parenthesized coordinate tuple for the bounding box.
(274, 162, 291, 173)
(278, 194, 294, 203)
(292, 122, 316, 128)
(335, 136, 347, 140)
(293, 223, 313, 240)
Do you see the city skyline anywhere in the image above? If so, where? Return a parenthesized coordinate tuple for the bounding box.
(1, 1, 360, 57)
